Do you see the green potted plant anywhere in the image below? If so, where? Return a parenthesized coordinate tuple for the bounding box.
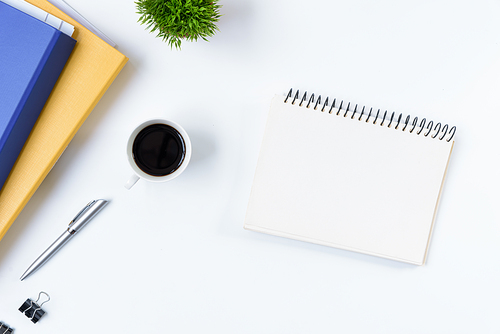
(136, 0, 222, 49)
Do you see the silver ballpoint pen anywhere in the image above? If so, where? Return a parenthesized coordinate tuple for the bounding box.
(20, 199, 109, 281)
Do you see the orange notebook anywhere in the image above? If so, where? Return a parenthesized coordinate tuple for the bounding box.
(0, 0, 128, 242)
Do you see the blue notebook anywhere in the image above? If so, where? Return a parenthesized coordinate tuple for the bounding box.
(0, 0, 76, 190)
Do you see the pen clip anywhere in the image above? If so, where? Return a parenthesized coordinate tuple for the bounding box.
(68, 200, 96, 227)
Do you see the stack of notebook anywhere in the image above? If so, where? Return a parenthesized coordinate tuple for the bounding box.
(0, 0, 76, 191)
(0, 0, 128, 242)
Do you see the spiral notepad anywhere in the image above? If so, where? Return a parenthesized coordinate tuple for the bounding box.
(244, 89, 456, 265)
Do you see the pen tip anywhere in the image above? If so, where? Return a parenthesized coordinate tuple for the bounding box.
(20, 271, 29, 281)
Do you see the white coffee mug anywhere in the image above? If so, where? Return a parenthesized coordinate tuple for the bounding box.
(125, 119, 191, 189)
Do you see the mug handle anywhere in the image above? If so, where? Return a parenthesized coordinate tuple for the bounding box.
(124, 174, 140, 190)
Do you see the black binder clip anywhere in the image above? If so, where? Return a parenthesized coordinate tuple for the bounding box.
(19, 291, 50, 324)
(0, 322, 14, 333)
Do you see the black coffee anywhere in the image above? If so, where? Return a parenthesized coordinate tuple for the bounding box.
(132, 124, 186, 176)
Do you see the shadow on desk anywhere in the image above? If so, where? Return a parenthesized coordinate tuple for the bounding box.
(244, 230, 423, 270)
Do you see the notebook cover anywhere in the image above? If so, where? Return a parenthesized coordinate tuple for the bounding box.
(244, 94, 454, 265)
(0, 0, 128, 242)
(0, 1, 76, 191)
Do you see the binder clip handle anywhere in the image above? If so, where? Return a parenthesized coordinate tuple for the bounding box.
(34, 291, 50, 308)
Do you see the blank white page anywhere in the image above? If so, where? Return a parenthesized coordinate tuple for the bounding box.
(244, 94, 455, 265)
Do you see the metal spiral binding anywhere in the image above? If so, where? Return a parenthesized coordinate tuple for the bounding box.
(284, 89, 456, 142)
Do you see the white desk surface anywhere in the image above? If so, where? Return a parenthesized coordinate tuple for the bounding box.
(1, 0, 499, 333)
